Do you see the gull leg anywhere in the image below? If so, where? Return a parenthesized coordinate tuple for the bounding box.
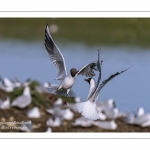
(49, 88, 59, 100)
(63, 93, 68, 105)
(63, 89, 70, 105)
(49, 94, 55, 100)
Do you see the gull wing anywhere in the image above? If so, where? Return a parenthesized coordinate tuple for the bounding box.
(94, 66, 132, 99)
(44, 24, 67, 80)
(87, 50, 102, 100)
(77, 60, 97, 77)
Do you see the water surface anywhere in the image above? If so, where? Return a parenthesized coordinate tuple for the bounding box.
(0, 40, 150, 113)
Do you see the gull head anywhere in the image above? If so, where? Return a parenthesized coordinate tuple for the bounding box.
(70, 68, 78, 77)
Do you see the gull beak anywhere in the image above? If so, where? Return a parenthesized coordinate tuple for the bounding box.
(84, 79, 88, 82)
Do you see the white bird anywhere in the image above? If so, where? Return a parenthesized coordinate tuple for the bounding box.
(93, 120, 117, 130)
(35, 82, 51, 94)
(97, 99, 119, 119)
(46, 106, 74, 120)
(123, 107, 150, 127)
(46, 117, 63, 127)
(11, 85, 31, 108)
(76, 50, 102, 120)
(65, 103, 78, 112)
(102, 107, 119, 120)
(75, 97, 81, 103)
(0, 97, 10, 109)
(44, 24, 99, 104)
(1, 78, 15, 92)
(76, 50, 132, 120)
(96, 106, 107, 120)
(72, 116, 94, 127)
(45, 127, 52, 133)
(26, 107, 41, 118)
(97, 99, 116, 110)
(13, 77, 21, 88)
(137, 107, 145, 116)
(53, 98, 63, 106)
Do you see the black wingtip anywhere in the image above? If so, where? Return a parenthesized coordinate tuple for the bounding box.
(126, 65, 133, 71)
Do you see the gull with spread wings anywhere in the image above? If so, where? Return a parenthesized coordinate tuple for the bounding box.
(44, 24, 100, 105)
(76, 51, 132, 120)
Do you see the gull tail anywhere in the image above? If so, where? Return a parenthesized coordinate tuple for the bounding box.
(46, 86, 76, 97)
(76, 101, 99, 120)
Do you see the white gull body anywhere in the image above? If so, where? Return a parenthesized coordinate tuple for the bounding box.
(76, 50, 131, 120)
(123, 107, 150, 127)
(26, 107, 41, 118)
(0, 97, 10, 109)
(11, 85, 31, 108)
(93, 120, 117, 130)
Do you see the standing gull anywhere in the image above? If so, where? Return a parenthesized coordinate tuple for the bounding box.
(44, 24, 100, 104)
(123, 107, 150, 127)
(11, 85, 31, 108)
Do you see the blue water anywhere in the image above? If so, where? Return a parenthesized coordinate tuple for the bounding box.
(0, 40, 150, 113)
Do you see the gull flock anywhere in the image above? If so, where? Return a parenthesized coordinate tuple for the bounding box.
(0, 24, 150, 132)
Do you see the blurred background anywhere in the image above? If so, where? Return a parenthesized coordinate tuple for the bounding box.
(0, 18, 150, 113)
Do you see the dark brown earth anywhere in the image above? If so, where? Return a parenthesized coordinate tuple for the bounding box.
(0, 106, 150, 132)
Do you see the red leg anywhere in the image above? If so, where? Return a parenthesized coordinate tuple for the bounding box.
(49, 94, 55, 100)
(49, 89, 59, 100)
(63, 100, 67, 105)
(63, 93, 68, 105)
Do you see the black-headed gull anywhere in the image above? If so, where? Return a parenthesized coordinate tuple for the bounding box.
(76, 50, 102, 120)
(0, 97, 10, 109)
(44, 24, 99, 104)
(76, 51, 132, 120)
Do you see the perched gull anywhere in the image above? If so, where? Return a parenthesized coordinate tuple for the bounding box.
(123, 107, 150, 127)
(97, 99, 116, 110)
(46, 116, 63, 127)
(97, 99, 119, 119)
(45, 127, 52, 133)
(53, 98, 63, 106)
(1, 77, 15, 92)
(46, 106, 74, 120)
(72, 116, 94, 127)
(102, 107, 119, 120)
(44, 24, 99, 104)
(11, 85, 31, 108)
(13, 77, 21, 88)
(26, 107, 41, 118)
(76, 50, 132, 120)
(75, 97, 81, 103)
(65, 103, 78, 112)
(0, 97, 10, 109)
(93, 120, 117, 130)
(35, 82, 51, 94)
(96, 105, 107, 120)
